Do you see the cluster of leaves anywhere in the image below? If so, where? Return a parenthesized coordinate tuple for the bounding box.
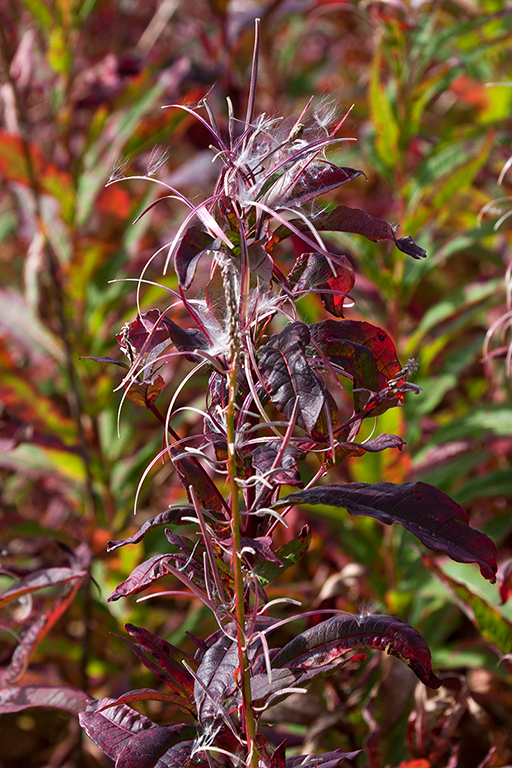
(2, 2, 512, 767)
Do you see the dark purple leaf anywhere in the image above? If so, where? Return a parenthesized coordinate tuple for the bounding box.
(251, 441, 304, 487)
(79, 700, 154, 761)
(164, 318, 209, 356)
(117, 731, 196, 768)
(194, 632, 238, 724)
(315, 205, 398, 242)
(328, 434, 405, 463)
(355, 434, 405, 452)
(174, 224, 216, 289)
(79, 699, 197, 766)
(0, 685, 89, 714)
(258, 322, 325, 436)
(395, 235, 427, 259)
(250, 655, 363, 705)
(285, 750, 363, 768)
(125, 624, 196, 699)
(272, 613, 442, 689)
(121, 638, 195, 705)
(274, 205, 426, 259)
(117, 309, 208, 362)
(287, 164, 365, 206)
(335, 434, 405, 458)
(239, 536, 283, 565)
(117, 310, 173, 356)
(194, 621, 273, 724)
(80, 356, 128, 368)
(107, 508, 192, 552)
(173, 451, 227, 516)
(164, 531, 201, 558)
(280, 482, 497, 582)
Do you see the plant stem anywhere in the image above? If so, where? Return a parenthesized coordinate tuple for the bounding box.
(222, 259, 258, 767)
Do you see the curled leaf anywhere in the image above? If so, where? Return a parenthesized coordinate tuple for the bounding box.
(107, 508, 191, 551)
(271, 613, 442, 689)
(174, 225, 216, 290)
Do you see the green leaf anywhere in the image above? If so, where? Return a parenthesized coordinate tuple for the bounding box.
(407, 131, 493, 216)
(370, 48, 400, 169)
(21, 0, 53, 29)
(455, 468, 512, 506)
(255, 526, 311, 586)
(47, 27, 72, 75)
(421, 406, 512, 445)
(424, 557, 512, 656)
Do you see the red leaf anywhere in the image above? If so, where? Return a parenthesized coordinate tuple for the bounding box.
(125, 374, 164, 408)
(289, 251, 355, 317)
(96, 688, 181, 709)
(0, 567, 87, 606)
(96, 185, 131, 219)
(499, 558, 512, 605)
(0, 131, 74, 218)
(107, 554, 172, 601)
(0, 574, 85, 685)
(310, 319, 401, 384)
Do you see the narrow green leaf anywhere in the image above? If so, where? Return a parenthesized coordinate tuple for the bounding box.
(424, 557, 512, 656)
(455, 469, 512, 506)
(255, 526, 311, 587)
(370, 48, 400, 169)
(21, 0, 53, 29)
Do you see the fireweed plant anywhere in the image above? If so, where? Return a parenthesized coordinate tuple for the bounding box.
(1, 24, 498, 768)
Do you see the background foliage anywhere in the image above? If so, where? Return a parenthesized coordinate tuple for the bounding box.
(1, 1, 512, 766)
